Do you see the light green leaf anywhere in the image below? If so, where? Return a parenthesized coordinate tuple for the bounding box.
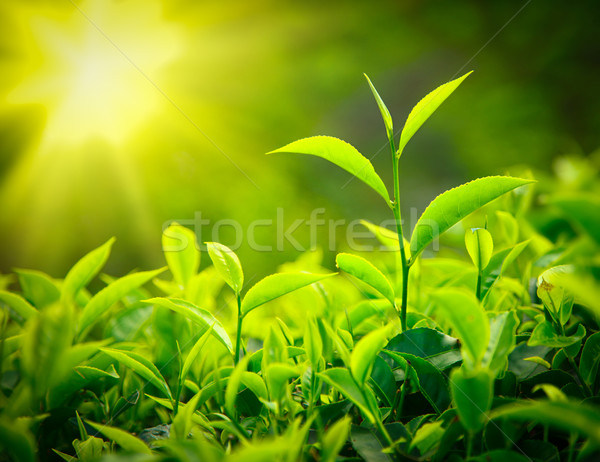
(181, 324, 214, 388)
(15, 269, 60, 309)
(86, 421, 151, 454)
(241, 272, 336, 317)
(532, 384, 568, 402)
(225, 356, 250, 418)
(491, 400, 600, 446)
(171, 391, 202, 440)
(144, 297, 233, 354)
(483, 311, 519, 374)
(465, 228, 493, 271)
(206, 242, 243, 294)
(398, 71, 472, 155)
(523, 356, 551, 369)
(450, 366, 493, 433)
(163, 223, 200, 288)
(0, 290, 38, 322)
(265, 363, 299, 402)
(304, 316, 323, 369)
(241, 371, 268, 401)
(528, 321, 585, 349)
(100, 348, 172, 400)
(336, 253, 395, 307)
(321, 416, 352, 462)
(409, 176, 534, 261)
(408, 421, 445, 454)
(78, 268, 165, 337)
(268, 136, 390, 204)
(319, 367, 377, 424)
(360, 219, 403, 251)
(364, 74, 393, 141)
(62, 237, 115, 304)
(430, 288, 489, 370)
(581, 332, 600, 387)
(350, 325, 390, 385)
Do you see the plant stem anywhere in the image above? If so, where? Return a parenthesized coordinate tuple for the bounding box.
(476, 269, 482, 301)
(466, 432, 474, 460)
(390, 139, 409, 331)
(235, 293, 242, 365)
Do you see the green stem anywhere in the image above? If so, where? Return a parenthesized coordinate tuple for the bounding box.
(235, 293, 242, 365)
(391, 140, 409, 332)
(466, 432, 474, 460)
(476, 269, 482, 301)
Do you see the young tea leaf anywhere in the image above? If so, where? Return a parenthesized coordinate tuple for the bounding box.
(15, 269, 60, 309)
(336, 253, 395, 307)
(350, 325, 390, 385)
(78, 267, 166, 337)
(241, 272, 336, 317)
(398, 71, 472, 155)
(0, 290, 38, 323)
(465, 228, 493, 271)
(268, 136, 390, 204)
(364, 74, 393, 141)
(61, 237, 115, 304)
(319, 367, 377, 424)
(580, 332, 600, 387)
(409, 176, 533, 262)
(206, 242, 243, 294)
(163, 223, 200, 288)
(321, 416, 352, 462)
(86, 421, 152, 454)
(450, 366, 493, 433)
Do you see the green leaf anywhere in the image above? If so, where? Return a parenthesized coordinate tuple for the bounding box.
(360, 219, 404, 251)
(350, 425, 392, 462)
(78, 268, 165, 336)
(364, 74, 393, 141)
(304, 316, 323, 369)
(398, 71, 472, 155)
(86, 421, 152, 454)
(241, 371, 268, 402)
(408, 421, 445, 454)
(491, 400, 600, 446)
(0, 290, 38, 322)
(15, 269, 60, 309)
(551, 194, 600, 244)
(481, 240, 530, 300)
(206, 242, 243, 294)
(265, 363, 299, 402)
(225, 356, 250, 418)
(483, 311, 519, 374)
(450, 366, 493, 433)
(62, 237, 115, 304)
(268, 136, 390, 204)
(0, 418, 36, 462)
(321, 416, 352, 462)
(171, 391, 202, 440)
(180, 324, 214, 388)
(350, 325, 390, 384)
(465, 228, 493, 271)
(581, 332, 600, 387)
(336, 253, 395, 306)
(100, 348, 172, 400)
(241, 272, 336, 317)
(528, 321, 585, 349)
(144, 297, 233, 354)
(430, 288, 489, 370)
(163, 223, 200, 288)
(319, 367, 377, 424)
(409, 176, 534, 261)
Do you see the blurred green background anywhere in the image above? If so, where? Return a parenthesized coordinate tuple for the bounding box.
(0, 0, 598, 280)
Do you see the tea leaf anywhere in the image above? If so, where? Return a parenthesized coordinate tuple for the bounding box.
(409, 176, 534, 261)
(581, 332, 600, 387)
(491, 400, 600, 446)
(0, 290, 38, 322)
(62, 237, 115, 304)
(163, 223, 200, 288)
(78, 268, 165, 336)
(336, 253, 395, 306)
(171, 391, 202, 440)
(364, 74, 393, 141)
(181, 324, 214, 388)
(15, 269, 60, 309)
(482, 311, 519, 374)
(304, 316, 323, 369)
(450, 366, 493, 433)
(321, 416, 352, 462)
(528, 321, 585, 349)
(268, 136, 390, 204)
(350, 325, 390, 385)
(465, 228, 493, 271)
(100, 348, 172, 400)
(430, 288, 489, 370)
(86, 421, 152, 454)
(145, 297, 233, 354)
(206, 242, 243, 294)
(319, 367, 377, 424)
(241, 272, 336, 317)
(225, 356, 250, 418)
(398, 72, 472, 155)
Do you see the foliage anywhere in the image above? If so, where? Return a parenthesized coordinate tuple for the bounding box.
(1, 74, 600, 462)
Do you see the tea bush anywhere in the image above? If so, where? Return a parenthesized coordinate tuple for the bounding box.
(1, 74, 600, 462)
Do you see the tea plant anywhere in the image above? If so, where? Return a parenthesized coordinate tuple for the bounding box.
(1, 73, 600, 462)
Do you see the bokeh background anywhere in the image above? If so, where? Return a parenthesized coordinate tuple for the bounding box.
(0, 0, 598, 279)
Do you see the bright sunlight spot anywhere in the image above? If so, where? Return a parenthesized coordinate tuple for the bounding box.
(7, 0, 181, 149)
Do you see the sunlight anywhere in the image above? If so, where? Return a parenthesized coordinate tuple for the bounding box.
(7, 0, 181, 148)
